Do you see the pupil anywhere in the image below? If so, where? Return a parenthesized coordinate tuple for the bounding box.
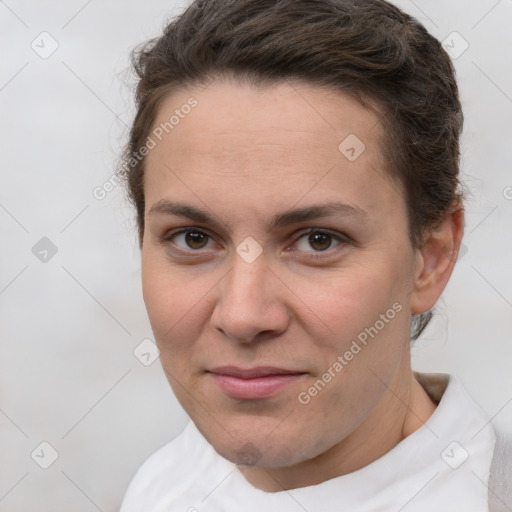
(186, 231, 208, 249)
(309, 232, 331, 251)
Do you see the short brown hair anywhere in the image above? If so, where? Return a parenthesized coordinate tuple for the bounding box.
(119, 0, 464, 339)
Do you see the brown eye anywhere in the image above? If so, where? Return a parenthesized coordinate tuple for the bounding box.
(293, 230, 345, 254)
(308, 232, 332, 251)
(184, 230, 209, 249)
(168, 229, 213, 251)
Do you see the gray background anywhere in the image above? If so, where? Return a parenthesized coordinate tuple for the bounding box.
(1, 0, 511, 510)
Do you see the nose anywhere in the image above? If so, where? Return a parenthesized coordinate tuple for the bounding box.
(210, 256, 291, 344)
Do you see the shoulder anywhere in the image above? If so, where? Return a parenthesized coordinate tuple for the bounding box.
(489, 426, 512, 512)
(417, 372, 511, 511)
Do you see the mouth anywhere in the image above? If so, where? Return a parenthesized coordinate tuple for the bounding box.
(207, 366, 307, 400)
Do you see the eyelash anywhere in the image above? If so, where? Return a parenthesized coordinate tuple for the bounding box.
(162, 227, 350, 260)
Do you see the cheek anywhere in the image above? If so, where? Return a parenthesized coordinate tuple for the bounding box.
(292, 254, 412, 400)
(289, 269, 411, 448)
(291, 260, 410, 353)
(141, 252, 198, 346)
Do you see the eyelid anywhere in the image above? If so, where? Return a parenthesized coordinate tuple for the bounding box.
(289, 227, 350, 245)
(163, 226, 210, 240)
(293, 226, 347, 238)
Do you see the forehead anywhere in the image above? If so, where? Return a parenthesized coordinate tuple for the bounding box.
(143, 78, 403, 222)
(149, 78, 381, 162)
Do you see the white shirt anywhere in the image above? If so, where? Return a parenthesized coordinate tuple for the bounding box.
(120, 373, 498, 512)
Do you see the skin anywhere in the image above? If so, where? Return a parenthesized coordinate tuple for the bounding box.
(140, 77, 464, 492)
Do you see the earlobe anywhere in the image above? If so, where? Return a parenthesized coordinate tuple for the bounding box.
(410, 207, 465, 314)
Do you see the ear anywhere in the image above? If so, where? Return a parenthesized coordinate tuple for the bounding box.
(410, 205, 465, 314)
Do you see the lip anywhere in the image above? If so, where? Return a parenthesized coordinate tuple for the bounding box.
(208, 366, 307, 400)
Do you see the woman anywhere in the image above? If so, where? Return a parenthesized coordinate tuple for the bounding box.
(119, 0, 506, 510)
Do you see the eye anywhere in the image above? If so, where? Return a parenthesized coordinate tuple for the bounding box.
(167, 228, 216, 251)
(293, 230, 345, 253)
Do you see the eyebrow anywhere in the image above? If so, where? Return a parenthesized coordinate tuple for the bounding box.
(148, 199, 368, 231)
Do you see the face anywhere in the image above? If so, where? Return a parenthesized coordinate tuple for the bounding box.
(141, 78, 421, 471)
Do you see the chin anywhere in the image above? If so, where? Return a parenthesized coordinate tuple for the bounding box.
(195, 416, 316, 468)
(215, 439, 304, 468)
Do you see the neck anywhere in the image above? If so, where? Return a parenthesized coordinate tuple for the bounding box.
(238, 365, 437, 492)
